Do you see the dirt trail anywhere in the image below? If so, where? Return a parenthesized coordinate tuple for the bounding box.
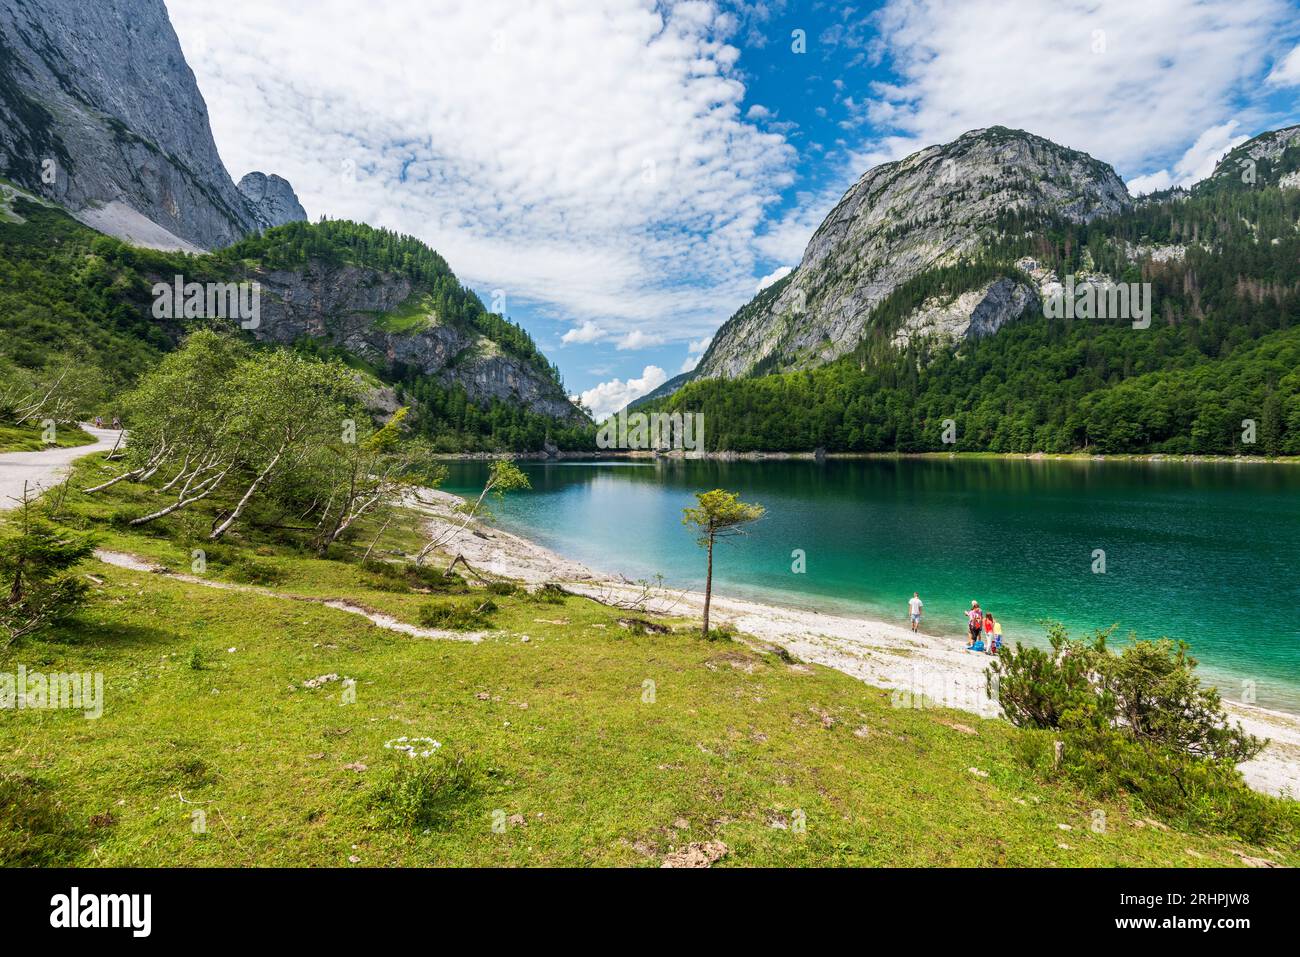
(93, 549, 486, 642)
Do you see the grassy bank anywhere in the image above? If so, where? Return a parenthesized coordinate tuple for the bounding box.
(0, 423, 96, 454)
(1, 452, 1296, 867)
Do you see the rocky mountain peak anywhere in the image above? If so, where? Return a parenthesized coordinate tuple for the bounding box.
(692, 127, 1132, 380)
(238, 172, 308, 230)
(1200, 125, 1300, 192)
(0, 0, 302, 250)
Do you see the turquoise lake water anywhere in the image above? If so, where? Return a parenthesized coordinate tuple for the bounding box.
(442, 458, 1300, 712)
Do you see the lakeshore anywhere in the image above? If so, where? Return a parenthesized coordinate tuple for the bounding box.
(429, 449, 1300, 465)
(412, 487, 1300, 799)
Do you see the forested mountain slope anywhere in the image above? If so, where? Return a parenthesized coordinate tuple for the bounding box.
(692, 127, 1131, 380)
(0, 188, 590, 450)
(644, 127, 1300, 455)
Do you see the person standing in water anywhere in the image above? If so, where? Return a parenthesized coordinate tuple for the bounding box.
(908, 592, 923, 632)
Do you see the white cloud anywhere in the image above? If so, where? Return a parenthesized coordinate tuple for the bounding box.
(165, 0, 797, 345)
(1267, 43, 1300, 85)
(746, 104, 774, 120)
(1127, 121, 1249, 193)
(864, 0, 1289, 175)
(677, 334, 712, 374)
(1124, 170, 1176, 195)
(560, 320, 605, 344)
(616, 329, 664, 350)
(756, 265, 793, 292)
(579, 365, 668, 420)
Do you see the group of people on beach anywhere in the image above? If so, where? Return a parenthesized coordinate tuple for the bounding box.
(907, 593, 1003, 655)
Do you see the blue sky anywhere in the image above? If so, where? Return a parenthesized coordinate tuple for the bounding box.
(167, 0, 1300, 417)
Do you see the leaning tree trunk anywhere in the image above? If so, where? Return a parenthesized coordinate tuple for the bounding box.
(209, 448, 283, 540)
(701, 533, 714, 639)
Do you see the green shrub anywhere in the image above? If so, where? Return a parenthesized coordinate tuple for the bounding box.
(986, 623, 1098, 729)
(990, 623, 1281, 842)
(705, 624, 735, 642)
(1025, 726, 1300, 844)
(364, 751, 482, 829)
(0, 502, 96, 648)
(485, 580, 519, 597)
(418, 599, 497, 630)
(527, 583, 568, 605)
(227, 556, 287, 587)
(989, 623, 1263, 763)
(362, 560, 468, 594)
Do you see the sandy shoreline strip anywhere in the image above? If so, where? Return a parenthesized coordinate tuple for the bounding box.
(411, 489, 1300, 799)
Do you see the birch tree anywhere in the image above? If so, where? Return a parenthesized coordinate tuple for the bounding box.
(208, 350, 358, 540)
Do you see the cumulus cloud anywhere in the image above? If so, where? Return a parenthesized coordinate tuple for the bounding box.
(863, 0, 1288, 173)
(1127, 121, 1249, 193)
(560, 320, 606, 345)
(579, 365, 668, 420)
(166, 0, 796, 344)
(616, 329, 664, 350)
(756, 265, 793, 292)
(1267, 43, 1300, 85)
(677, 334, 713, 374)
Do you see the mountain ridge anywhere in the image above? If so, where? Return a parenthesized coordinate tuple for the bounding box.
(692, 126, 1133, 382)
(639, 128, 1300, 455)
(0, 0, 305, 249)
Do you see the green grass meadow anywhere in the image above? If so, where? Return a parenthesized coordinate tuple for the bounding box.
(1, 453, 1296, 867)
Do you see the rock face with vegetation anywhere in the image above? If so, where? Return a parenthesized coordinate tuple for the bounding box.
(249, 261, 583, 424)
(1195, 125, 1300, 194)
(644, 125, 1300, 455)
(890, 276, 1038, 349)
(694, 127, 1132, 379)
(0, 0, 303, 250)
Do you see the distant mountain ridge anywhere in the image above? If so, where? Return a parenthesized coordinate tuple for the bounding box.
(0, 0, 586, 445)
(1197, 125, 1300, 194)
(640, 122, 1300, 456)
(0, 0, 306, 250)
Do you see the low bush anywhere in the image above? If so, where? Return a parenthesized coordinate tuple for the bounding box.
(0, 502, 96, 648)
(227, 556, 287, 587)
(704, 624, 736, 642)
(527, 583, 568, 605)
(989, 623, 1287, 842)
(363, 750, 482, 829)
(418, 598, 497, 630)
(361, 560, 468, 594)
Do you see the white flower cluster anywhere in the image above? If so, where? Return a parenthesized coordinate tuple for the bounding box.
(384, 736, 441, 759)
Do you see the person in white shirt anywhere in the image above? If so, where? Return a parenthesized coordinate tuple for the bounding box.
(908, 592, 923, 632)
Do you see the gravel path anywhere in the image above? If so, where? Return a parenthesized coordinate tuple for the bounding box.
(0, 425, 120, 510)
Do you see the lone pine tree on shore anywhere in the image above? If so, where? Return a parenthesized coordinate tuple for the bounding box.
(682, 489, 764, 639)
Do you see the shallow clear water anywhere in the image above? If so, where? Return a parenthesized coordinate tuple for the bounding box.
(442, 458, 1300, 712)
